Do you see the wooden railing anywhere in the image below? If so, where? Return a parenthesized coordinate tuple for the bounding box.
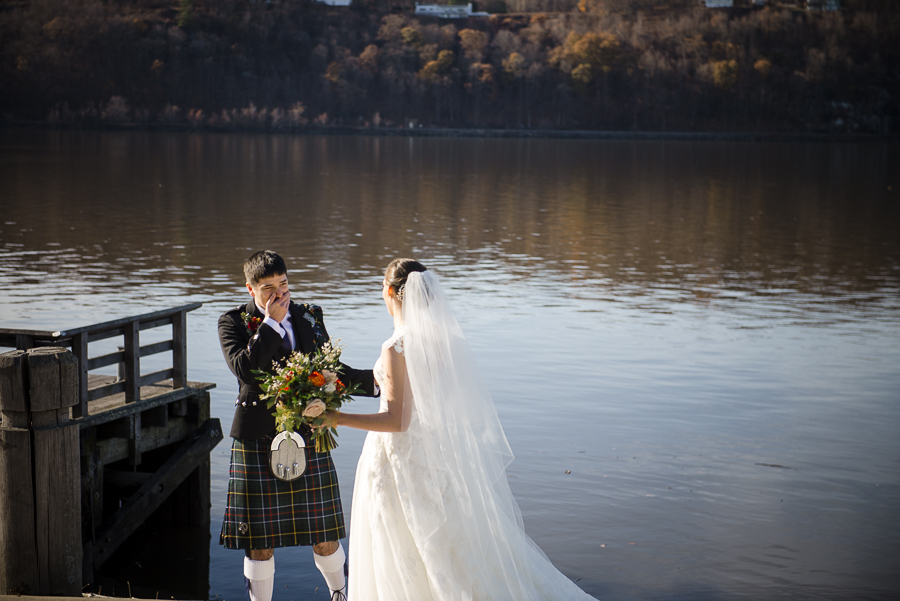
(0, 303, 201, 419)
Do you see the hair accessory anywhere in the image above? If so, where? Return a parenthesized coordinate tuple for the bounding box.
(397, 284, 406, 302)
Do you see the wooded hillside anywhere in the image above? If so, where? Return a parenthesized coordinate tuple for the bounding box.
(1, 0, 897, 132)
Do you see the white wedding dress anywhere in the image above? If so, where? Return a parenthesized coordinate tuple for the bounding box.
(348, 272, 597, 601)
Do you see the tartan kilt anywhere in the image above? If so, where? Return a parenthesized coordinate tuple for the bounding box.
(220, 433, 346, 550)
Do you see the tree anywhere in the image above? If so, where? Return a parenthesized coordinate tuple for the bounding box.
(360, 45, 380, 72)
(178, 0, 194, 29)
(419, 49, 455, 83)
(549, 31, 622, 81)
(753, 58, 772, 79)
(711, 59, 739, 89)
(459, 29, 489, 62)
(401, 26, 425, 48)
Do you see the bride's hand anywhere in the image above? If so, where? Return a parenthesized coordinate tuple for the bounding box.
(321, 410, 340, 429)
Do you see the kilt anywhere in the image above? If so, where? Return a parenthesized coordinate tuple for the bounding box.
(220, 433, 346, 550)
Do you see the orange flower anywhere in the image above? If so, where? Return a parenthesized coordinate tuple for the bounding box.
(335, 380, 345, 393)
(309, 371, 326, 387)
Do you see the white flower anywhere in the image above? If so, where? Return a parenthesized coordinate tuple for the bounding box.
(321, 340, 343, 363)
(322, 370, 337, 384)
(323, 383, 336, 394)
(302, 398, 327, 418)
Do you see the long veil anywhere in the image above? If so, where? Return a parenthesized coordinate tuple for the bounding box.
(391, 271, 595, 600)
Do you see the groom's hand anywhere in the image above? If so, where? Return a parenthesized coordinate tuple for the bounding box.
(265, 290, 290, 323)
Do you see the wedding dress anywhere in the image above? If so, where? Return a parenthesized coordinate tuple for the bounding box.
(348, 271, 597, 601)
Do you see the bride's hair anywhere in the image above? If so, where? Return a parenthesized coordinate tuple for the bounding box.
(384, 258, 427, 302)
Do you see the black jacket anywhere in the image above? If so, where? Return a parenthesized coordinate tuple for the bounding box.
(219, 299, 377, 440)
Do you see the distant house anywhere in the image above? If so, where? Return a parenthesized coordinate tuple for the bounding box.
(414, 3, 489, 18)
(806, 0, 840, 10)
(699, 0, 733, 7)
(316, 0, 352, 6)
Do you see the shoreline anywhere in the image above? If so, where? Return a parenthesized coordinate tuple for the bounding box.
(2, 120, 897, 143)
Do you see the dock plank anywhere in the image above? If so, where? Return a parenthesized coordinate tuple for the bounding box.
(77, 378, 214, 428)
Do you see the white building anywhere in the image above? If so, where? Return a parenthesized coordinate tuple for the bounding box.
(414, 3, 489, 18)
(699, 0, 734, 7)
(806, 0, 840, 10)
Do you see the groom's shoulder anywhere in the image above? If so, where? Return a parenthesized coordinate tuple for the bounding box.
(219, 304, 247, 326)
(294, 301, 323, 315)
(292, 302, 326, 327)
(221, 304, 246, 318)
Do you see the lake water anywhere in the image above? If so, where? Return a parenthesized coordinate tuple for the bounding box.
(1, 130, 898, 600)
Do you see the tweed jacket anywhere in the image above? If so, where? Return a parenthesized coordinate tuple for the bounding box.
(219, 299, 377, 440)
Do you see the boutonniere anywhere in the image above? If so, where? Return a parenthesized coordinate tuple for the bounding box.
(241, 312, 262, 336)
(304, 312, 317, 327)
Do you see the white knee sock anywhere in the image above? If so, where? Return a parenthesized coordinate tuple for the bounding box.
(313, 542, 346, 597)
(244, 556, 275, 601)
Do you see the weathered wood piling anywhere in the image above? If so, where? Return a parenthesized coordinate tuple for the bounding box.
(0, 305, 220, 596)
(0, 348, 81, 595)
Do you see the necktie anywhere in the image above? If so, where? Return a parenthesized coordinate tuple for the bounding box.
(281, 322, 293, 353)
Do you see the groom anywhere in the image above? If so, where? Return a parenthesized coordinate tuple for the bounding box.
(218, 250, 378, 601)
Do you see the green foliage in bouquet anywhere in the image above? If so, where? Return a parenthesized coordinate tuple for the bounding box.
(254, 341, 360, 453)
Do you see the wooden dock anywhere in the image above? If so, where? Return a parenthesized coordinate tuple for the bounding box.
(0, 305, 221, 596)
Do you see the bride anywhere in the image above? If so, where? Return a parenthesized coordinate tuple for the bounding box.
(324, 259, 597, 601)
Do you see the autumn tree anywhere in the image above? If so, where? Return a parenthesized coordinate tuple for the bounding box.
(459, 29, 489, 62)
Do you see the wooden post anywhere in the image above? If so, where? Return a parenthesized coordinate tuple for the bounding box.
(123, 323, 141, 467)
(171, 390, 213, 526)
(173, 310, 187, 389)
(0, 350, 38, 595)
(130, 411, 142, 468)
(189, 391, 212, 526)
(79, 429, 102, 585)
(14, 334, 34, 351)
(0, 348, 81, 596)
(123, 322, 140, 404)
(71, 332, 89, 419)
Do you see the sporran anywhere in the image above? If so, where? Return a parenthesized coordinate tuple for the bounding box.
(269, 431, 306, 481)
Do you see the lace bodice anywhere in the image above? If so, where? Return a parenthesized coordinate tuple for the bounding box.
(373, 329, 404, 412)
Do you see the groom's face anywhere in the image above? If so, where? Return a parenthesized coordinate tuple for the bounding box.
(247, 273, 290, 308)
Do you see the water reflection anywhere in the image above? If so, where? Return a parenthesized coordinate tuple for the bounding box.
(1, 131, 899, 600)
(3, 132, 898, 304)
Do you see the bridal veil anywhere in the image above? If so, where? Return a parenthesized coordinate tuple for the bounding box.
(360, 270, 595, 600)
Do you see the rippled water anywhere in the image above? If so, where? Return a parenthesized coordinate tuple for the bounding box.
(1, 130, 899, 600)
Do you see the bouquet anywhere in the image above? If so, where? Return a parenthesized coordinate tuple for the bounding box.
(255, 341, 359, 453)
